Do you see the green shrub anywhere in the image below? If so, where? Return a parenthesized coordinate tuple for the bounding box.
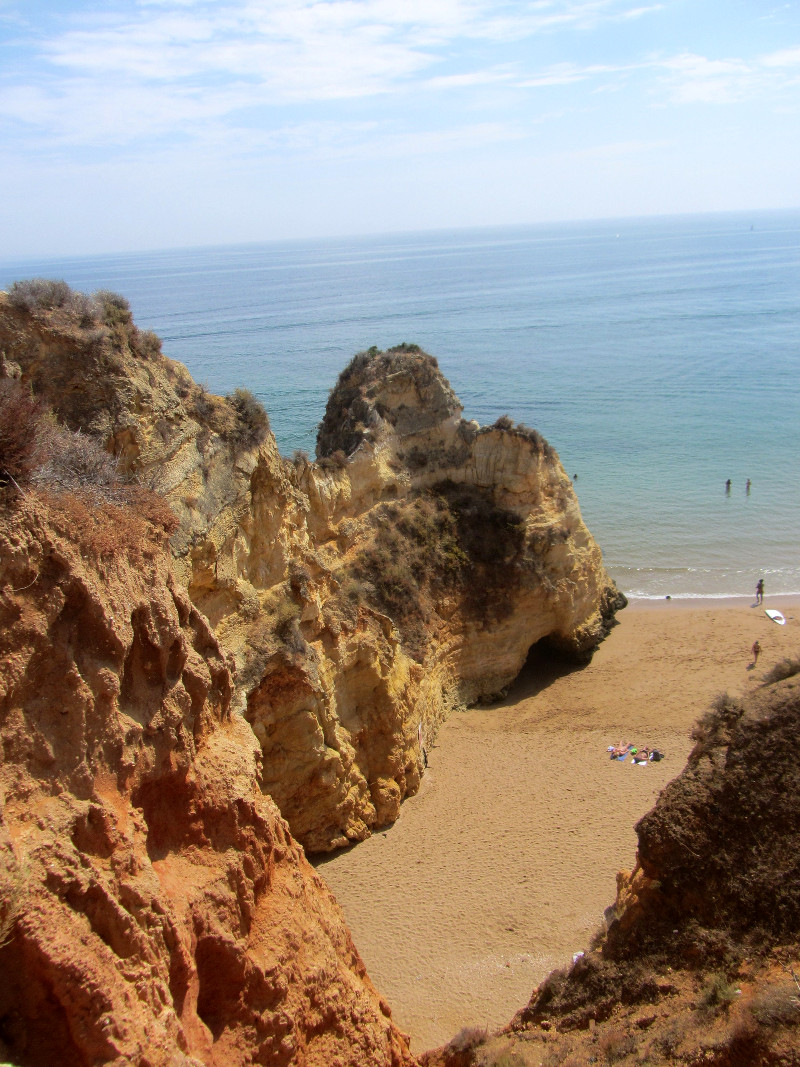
(316, 344, 441, 458)
(135, 329, 162, 360)
(697, 972, 738, 1015)
(484, 416, 551, 455)
(8, 277, 72, 311)
(515, 422, 548, 452)
(96, 289, 132, 327)
(227, 388, 270, 449)
(193, 386, 217, 421)
(347, 485, 529, 656)
(318, 449, 348, 470)
(389, 341, 424, 355)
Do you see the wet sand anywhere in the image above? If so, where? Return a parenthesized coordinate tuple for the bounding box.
(315, 597, 799, 1053)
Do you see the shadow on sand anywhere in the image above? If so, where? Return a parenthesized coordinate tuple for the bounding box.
(479, 638, 590, 710)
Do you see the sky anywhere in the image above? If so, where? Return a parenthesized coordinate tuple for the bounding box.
(1, 0, 799, 257)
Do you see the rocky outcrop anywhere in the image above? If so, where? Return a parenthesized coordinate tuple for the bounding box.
(0, 291, 624, 853)
(240, 349, 623, 849)
(0, 493, 415, 1066)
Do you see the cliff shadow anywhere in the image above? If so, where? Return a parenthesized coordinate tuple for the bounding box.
(480, 637, 589, 709)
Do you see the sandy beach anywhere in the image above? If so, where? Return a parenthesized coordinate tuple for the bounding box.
(315, 596, 799, 1054)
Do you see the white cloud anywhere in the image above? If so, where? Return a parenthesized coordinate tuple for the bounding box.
(761, 46, 800, 67)
(425, 68, 514, 90)
(658, 52, 753, 104)
(0, 0, 667, 151)
(19, 0, 666, 93)
(619, 4, 663, 19)
(517, 61, 634, 89)
(2, 0, 797, 165)
(655, 48, 800, 105)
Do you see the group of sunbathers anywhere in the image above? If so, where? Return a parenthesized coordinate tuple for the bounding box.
(607, 742, 664, 763)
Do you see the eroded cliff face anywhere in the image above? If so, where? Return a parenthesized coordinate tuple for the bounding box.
(0, 293, 624, 853)
(0, 494, 415, 1067)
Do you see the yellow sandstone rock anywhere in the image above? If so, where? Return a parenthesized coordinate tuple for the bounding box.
(0, 293, 624, 853)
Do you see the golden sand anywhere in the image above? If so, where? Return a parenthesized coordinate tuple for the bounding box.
(315, 597, 799, 1053)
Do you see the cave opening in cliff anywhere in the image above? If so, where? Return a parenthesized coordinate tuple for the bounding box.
(506, 637, 586, 703)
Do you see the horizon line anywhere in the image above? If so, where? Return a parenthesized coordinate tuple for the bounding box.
(2, 205, 800, 269)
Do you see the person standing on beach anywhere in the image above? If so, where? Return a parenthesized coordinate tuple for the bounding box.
(752, 640, 761, 665)
(756, 578, 764, 604)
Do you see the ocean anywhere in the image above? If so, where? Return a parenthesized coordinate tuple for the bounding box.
(2, 210, 799, 600)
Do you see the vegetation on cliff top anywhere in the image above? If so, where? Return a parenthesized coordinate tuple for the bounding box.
(0, 377, 177, 555)
(3, 279, 271, 455)
(316, 343, 443, 458)
(8, 278, 163, 361)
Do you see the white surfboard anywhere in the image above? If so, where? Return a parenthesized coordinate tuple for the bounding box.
(765, 609, 786, 625)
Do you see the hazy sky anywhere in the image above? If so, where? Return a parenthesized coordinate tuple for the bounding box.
(2, 0, 799, 256)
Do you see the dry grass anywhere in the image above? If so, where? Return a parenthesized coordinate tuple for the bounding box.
(748, 982, 800, 1028)
(32, 424, 120, 496)
(41, 488, 177, 560)
(761, 658, 800, 686)
(448, 1025, 489, 1053)
(1, 372, 176, 559)
(595, 1026, 638, 1062)
(0, 379, 47, 487)
(1, 378, 120, 498)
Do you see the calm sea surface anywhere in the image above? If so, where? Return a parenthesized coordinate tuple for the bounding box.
(3, 211, 799, 600)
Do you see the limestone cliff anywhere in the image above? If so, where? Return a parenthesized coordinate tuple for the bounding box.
(0, 288, 624, 853)
(0, 490, 415, 1066)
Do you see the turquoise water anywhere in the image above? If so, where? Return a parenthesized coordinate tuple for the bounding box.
(2, 211, 799, 599)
